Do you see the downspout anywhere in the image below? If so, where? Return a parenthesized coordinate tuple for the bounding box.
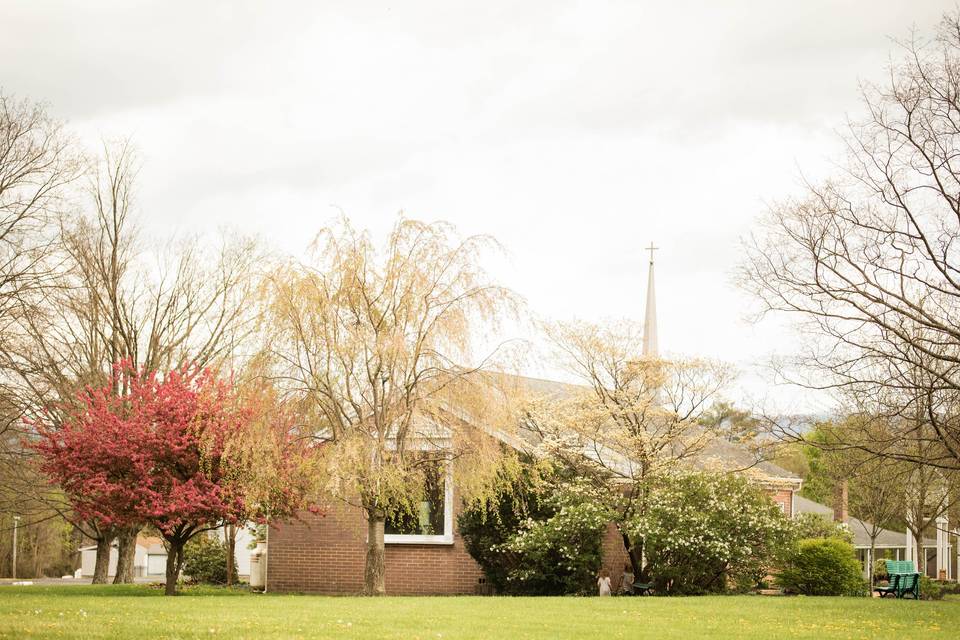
(264, 525, 269, 593)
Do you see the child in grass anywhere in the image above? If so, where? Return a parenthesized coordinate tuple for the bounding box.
(597, 570, 612, 596)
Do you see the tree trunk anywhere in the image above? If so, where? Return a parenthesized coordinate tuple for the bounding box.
(92, 533, 115, 584)
(226, 524, 236, 587)
(914, 530, 925, 575)
(620, 529, 644, 581)
(164, 541, 185, 596)
(113, 526, 140, 584)
(32, 538, 39, 578)
(364, 511, 386, 596)
(869, 542, 876, 591)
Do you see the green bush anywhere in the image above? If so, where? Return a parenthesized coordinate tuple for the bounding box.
(182, 535, 238, 585)
(777, 537, 865, 596)
(872, 558, 889, 584)
(628, 472, 793, 595)
(916, 576, 960, 601)
(459, 464, 609, 595)
(458, 459, 556, 593)
(498, 483, 610, 595)
(920, 575, 944, 600)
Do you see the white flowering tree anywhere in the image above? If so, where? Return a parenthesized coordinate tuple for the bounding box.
(627, 472, 792, 594)
(522, 319, 737, 579)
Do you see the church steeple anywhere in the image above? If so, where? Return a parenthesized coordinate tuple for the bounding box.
(642, 243, 658, 357)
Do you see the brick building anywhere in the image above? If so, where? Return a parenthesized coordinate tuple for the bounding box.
(266, 254, 802, 594)
(265, 379, 802, 595)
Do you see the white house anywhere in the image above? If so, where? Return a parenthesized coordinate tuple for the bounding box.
(79, 536, 168, 578)
(79, 527, 255, 579)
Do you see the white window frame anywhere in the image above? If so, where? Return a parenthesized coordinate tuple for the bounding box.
(384, 441, 454, 545)
(384, 462, 453, 545)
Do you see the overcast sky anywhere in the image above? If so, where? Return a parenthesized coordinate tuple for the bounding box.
(3, 0, 956, 411)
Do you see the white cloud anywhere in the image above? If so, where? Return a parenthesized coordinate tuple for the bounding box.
(3, 0, 955, 411)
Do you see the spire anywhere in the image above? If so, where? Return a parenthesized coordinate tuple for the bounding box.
(642, 243, 658, 357)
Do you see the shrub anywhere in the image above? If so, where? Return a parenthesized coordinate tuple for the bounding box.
(920, 575, 944, 600)
(459, 465, 609, 595)
(458, 459, 555, 593)
(872, 558, 889, 584)
(916, 576, 960, 601)
(777, 537, 865, 596)
(628, 472, 793, 595)
(182, 534, 238, 585)
(790, 513, 854, 544)
(498, 482, 610, 595)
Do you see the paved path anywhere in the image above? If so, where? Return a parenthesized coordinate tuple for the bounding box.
(0, 577, 159, 586)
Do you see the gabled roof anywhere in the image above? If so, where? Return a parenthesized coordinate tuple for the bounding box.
(694, 437, 801, 487)
(494, 373, 801, 488)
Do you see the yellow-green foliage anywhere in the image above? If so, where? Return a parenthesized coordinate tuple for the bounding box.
(259, 216, 523, 593)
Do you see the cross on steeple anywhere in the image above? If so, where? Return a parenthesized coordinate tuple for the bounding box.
(646, 242, 658, 264)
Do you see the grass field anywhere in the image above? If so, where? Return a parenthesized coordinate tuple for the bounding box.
(0, 585, 958, 639)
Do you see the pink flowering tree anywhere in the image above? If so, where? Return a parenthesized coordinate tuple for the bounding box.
(31, 363, 270, 594)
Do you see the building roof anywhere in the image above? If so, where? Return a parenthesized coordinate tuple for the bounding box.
(793, 495, 935, 549)
(693, 437, 801, 487)
(794, 494, 833, 517)
(494, 373, 801, 488)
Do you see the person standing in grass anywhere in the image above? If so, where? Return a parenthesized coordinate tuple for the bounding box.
(619, 564, 635, 595)
(597, 571, 612, 596)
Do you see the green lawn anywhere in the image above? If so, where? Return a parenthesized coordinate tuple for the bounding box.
(0, 585, 957, 639)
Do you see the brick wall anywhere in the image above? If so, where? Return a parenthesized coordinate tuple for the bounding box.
(268, 487, 797, 594)
(267, 499, 485, 595)
(768, 489, 794, 518)
(268, 503, 633, 595)
(600, 522, 631, 581)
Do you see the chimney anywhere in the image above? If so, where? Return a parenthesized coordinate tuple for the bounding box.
(833, 479, 848, 523)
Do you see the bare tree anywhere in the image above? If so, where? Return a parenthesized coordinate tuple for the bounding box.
(0, 93, 78, 351)
(827, 425, 908, 588)
(739, 12, 960, 470)
(0, 92, 82, 578)
(0, 92, 78, 462)
(3, 141, 262, 582)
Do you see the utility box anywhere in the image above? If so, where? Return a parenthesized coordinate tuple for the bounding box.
(249, 543, 266, 589)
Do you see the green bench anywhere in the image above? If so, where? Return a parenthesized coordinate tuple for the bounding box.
(875, 560, 921, 599)
(632, 581, 653, 596)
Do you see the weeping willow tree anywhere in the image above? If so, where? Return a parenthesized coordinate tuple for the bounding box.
(263, 216, 520, 595)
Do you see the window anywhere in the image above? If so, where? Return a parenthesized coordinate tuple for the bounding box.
(384, 457, 453, 545)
